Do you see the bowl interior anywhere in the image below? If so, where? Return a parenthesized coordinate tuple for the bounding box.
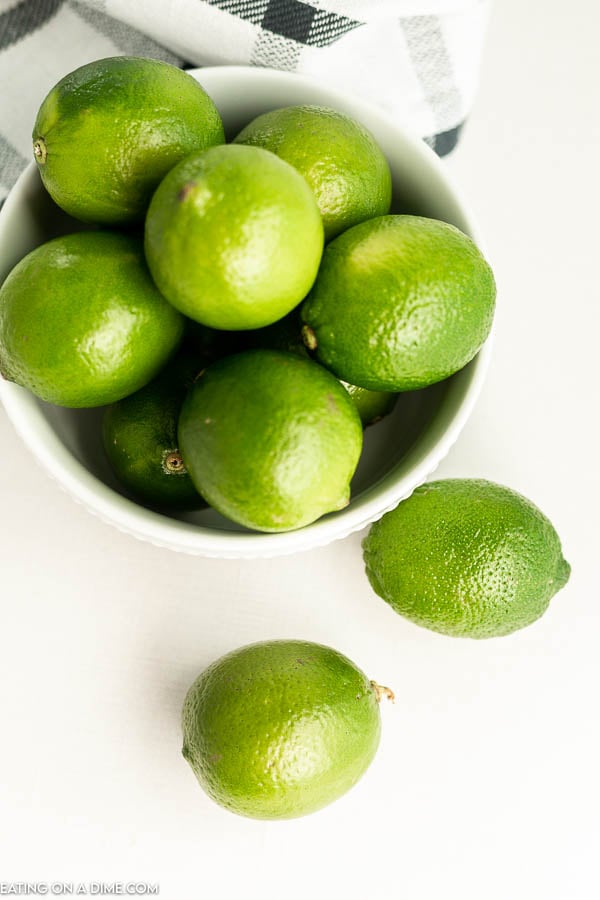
(0, 66, 489, 556)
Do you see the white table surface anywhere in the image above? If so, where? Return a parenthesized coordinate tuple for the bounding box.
(1, 2, 598, 898)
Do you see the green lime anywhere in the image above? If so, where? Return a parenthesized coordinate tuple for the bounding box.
(363, 479, 571, 639)
(302, 215, 496, 392)
(102, 352, 206, 510)
(33, 56, 224, 225)
(242, 311, 397, 427)
(182, 640, 392, 819)
(233, 104, 392, 240)
(340, 381, 397, 427)
(0, 231, 184, 408)
(144, 144, 324, 330)
(177, 349, 363, 532)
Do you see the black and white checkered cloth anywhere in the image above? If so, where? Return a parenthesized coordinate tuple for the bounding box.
(0, 0, 491, 205)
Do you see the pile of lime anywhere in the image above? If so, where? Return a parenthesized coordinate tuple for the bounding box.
(0, 55, 496, 531)
(0, 57, 571, 821)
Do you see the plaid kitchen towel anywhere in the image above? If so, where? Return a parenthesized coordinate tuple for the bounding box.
(0, 0, 491, 204)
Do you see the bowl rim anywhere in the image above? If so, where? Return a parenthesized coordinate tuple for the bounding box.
(0, 64, 493, 558)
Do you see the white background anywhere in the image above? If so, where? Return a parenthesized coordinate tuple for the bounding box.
(1, 2, 598, 898)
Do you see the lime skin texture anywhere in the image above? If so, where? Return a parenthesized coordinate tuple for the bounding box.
(0, 231, 184, 408)
(33, 56, 224, 225)
(144, 144, 324, 331)
(363, 479, 571, 639)
(181, 640, 383, 820)
(102, 352, 207, 511)
(233, 104, 392, 241)
(177, 349, 363, 532)
(302, 215, 496, 392)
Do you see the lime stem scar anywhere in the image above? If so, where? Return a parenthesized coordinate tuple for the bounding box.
(177, 181, 197, 202)
(33, 138, 47, 164)
(302, 324, 318, 351)
(370, 681, 395, 703)
(163, 450, 187, 474)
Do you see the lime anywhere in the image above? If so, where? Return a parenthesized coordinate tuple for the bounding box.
(33, 56, 224, 225)
(340, 381, 397, 427)
(301, 215, 496, 391)
(233, 104, 392, 240)
(102, 352, 206, 510)
(0, 232, 184, 408)
(177, 349, 363, 532)
(182, 640, 392, 819)
(144, 144, 324, 330)
(363, 479, 571, 639)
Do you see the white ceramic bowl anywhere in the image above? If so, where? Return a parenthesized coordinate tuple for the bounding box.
(0, 65, 492, 558)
